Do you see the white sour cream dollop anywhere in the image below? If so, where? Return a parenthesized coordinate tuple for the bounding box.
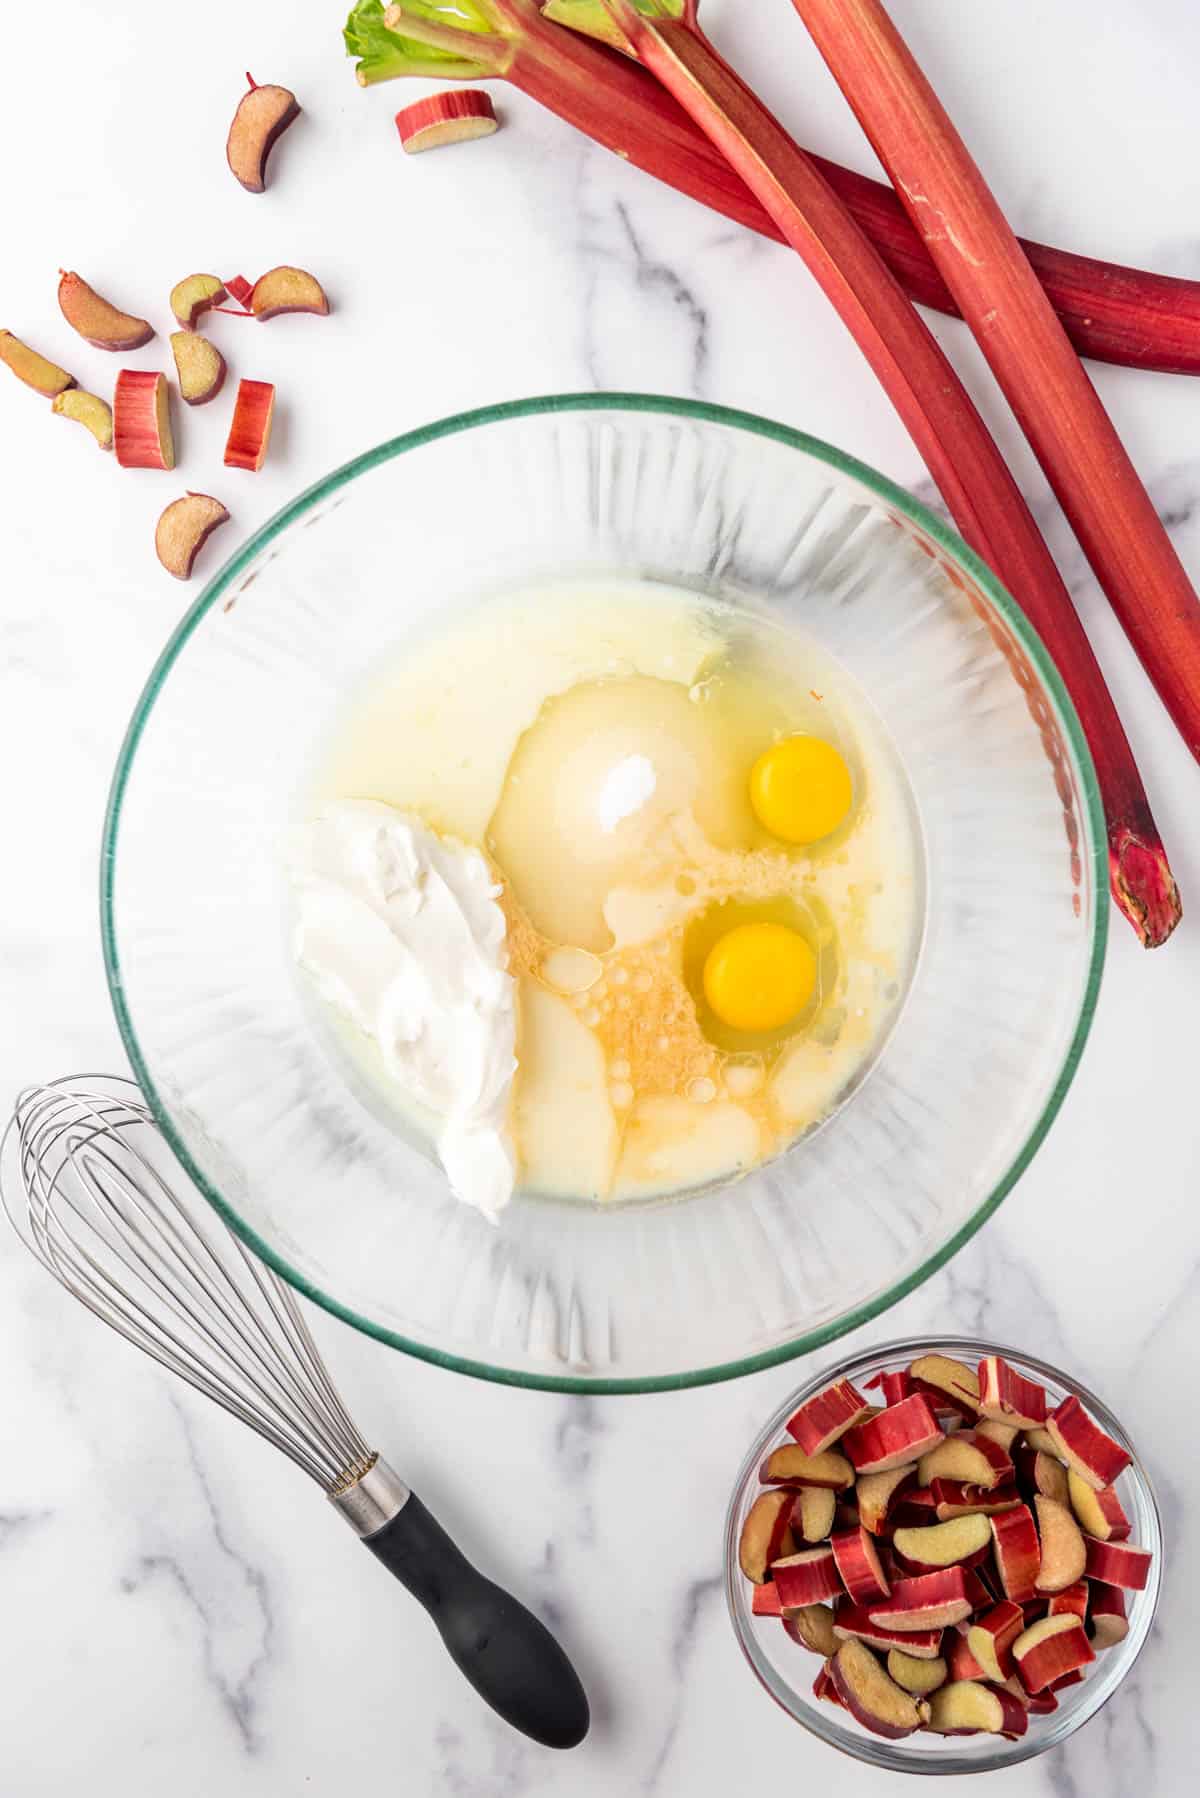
(292, 801, 517, 1220)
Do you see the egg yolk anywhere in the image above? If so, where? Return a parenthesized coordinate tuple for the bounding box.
(702, 922, 817, 1034)
(749, 735, 853, 844)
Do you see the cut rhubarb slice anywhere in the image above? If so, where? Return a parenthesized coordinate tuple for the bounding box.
(965, 1600, 1025, 1683)
(1012, 1613, 1095, 1692)
(891, 1513, 991, 1574)
(931, 1479, 1020, 1521)
(1014, 1446, 1070, 1505)
(227, 76, 300, 192)
(789, 1485, 836, 1544)
(58, 271, 153, 351)
(946, 1631, 985, 1682)
(1046, 1396, 1131, 1492)
(843, 1394, 943, 1474)
(113, 370, 174, 470)
(830, 1526, 891, 1604)
(1083, 1537, 1152, 1591)
(758, 1445, 854, 1489)
(396, 89, 499, 153)
(154, 493, 230, 581)
(857, 1466, 916, 1535)
(812, 1660, 846, 1708)
(908, 1353, 981, 1414)
(886, 1647, 947, 1697)
(0, 330, 74, 397)
(1034, 1495, 1087, 1593)
(783, 1602, 839, 1657)
(1047, 1581, 1089, 1622)
(1088, 1584, 1129, 1649)
(833, 1604, 943, 1658)
(52, 388, 113, 451)
(869, 1566, 976, 1631)
(1067, 1469, 1131, 1542)
(224, 378, 275, 472)
(926, 1679, 1028, 1739)
(248, 266, 330, 321)
(978, 1355, 1048, 1428)
(990, 1504, 1041, 1601)
(786, 1378, 872, 1456)
(750, 1580, 784, 1618)
(738, 1487, 794, 1583)
(830, 1638, 929, 1739)
(771, 1545, 843, 1608)
(918, 1430, 1013, 1490)
(976, 1419, 1020, 1453)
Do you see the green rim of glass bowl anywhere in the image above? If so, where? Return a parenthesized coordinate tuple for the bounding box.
(100, 392, 1108, 1394)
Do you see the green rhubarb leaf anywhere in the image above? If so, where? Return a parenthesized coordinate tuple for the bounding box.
(343, 0, 503, 85)
(541, 0, 685, 49)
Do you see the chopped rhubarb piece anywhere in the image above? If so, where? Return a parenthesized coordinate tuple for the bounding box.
(227, 75, 300, 192)
(1012, 1614, 1095, 1692)
(886, 1646, 947, 1697)
(789, 1485, 836, 1544)
(396, 88, 500, 153)
(154, 493, 230, 581)
(783, 1603, 838, 1657)
(248, 266, 330, 321)
(891, 1514, 991, 1575)
(750, 1580, 784, 1618)
(223, 378, 275, 472)
(1083, 1537, 1152, 1591)
(946, 1631, 985, 1682)
(833, 1604, 943, 1658)
(1022, 1427, 1059, 1456)
(908, 1353, 981, 1413)
(1047, 1581, 1089, 1622)
(738, 1488, 794, 1583)
(812, 1660, 846, 1708)
(758, 1445, 854, 1489)
(225, 275, 254, 310)
(830, 1637, 929, 1738)
(869, 1566, 975, 1631)
(843, 1394, 943, 1474)
(831, 1526, 891, 1603)
(976, 1419, 1020, 1453)
(169, 274, 228, 330)
(58, 271, 153, 351)
(891, 1485, 939, 1528)
(52, 388, 113, 451)
(926, 1679, 1027, 1739)
(170, 332, 227, 407)
(990, 1504, 1041, 1601)
(1034, 1495, 1087, 1593)
(786, 1378, 872, 1455)
(1014, 1446, 1070, 1505)
(931, 1479, 1020, 1522)
(1046, 1395, 1131, 1492)
(856, 1466, 916, 1535)
(113, 370, 174, 470)
(879, 1370, 913, 1406)
(771, 1545, 843, 1608)
(978, 1355, 1048, 1427)
(1067, 1469, 1131, 1542)
(918, 1429, 1013, 1490)
(0, 330, 74, 396)
(1088, 1583, 1129, 1649)
(965, 1600, 1025, 1683)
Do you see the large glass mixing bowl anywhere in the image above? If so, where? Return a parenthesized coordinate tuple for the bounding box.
(102, 395, 1105, 1391)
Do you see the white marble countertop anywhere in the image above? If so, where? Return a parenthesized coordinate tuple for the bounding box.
(3, 1, 1199, 1791)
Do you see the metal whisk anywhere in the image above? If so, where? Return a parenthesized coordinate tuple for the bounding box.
(1, 1075, 588, 1750)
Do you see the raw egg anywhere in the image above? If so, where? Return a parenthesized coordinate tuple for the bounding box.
(750, 734, 853, 844)
(703, 921, 816, 1033)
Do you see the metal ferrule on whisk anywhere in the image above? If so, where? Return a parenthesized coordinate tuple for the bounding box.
(328, 1453, 411, 1537)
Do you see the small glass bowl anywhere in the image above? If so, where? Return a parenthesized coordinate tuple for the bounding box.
(725, 1336, 1161, 1773)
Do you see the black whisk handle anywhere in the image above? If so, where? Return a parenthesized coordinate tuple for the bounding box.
(363, 1492, 589, 1749)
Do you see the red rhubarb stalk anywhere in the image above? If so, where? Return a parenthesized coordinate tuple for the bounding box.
(555, 0, 1176, 943)
(790, 0, 1200, 771)
(351, 2, 1200, 373)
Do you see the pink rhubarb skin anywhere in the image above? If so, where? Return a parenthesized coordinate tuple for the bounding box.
(545, 0, 1175, 945)
(791, 2, 1200, 777)
(367, 4, 1200, 373)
